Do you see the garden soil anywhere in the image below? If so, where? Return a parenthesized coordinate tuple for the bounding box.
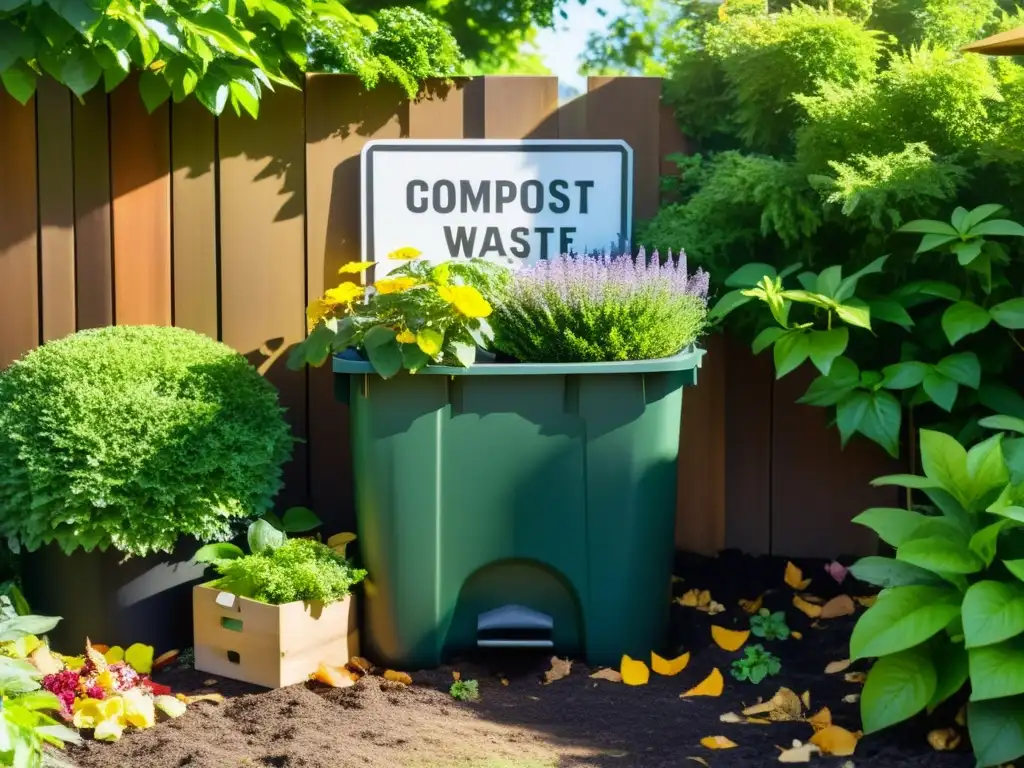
(68, 552, 974, 768)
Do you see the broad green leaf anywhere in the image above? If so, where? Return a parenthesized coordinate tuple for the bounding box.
(927, 636, 969, 712)
(898, 218, 959, 236)
(880, 361, 929, 390)
(988, 484, 1024, 524)
(400, 343, 430, 373)
(1004, 560, 1024, 583)
(363, 324, 396, 349)
(193, 542, 244, 563)
(850, 585, 962, 659)
(229, 79, 260, 119)
(815, 265, 843, 297)
(921, 370, 957, 412)
(916, 232, 959, 253)
(751, 326, 784, 355)
(773, 331, 809, 379)
(980, 415, 1024, 435)
(950, 206, 969, 232)
(970, 520, 1010, 567)
(848, 557, 949, 588)
(247, 518, 287, 554)
(807, 328, 848, 376)
(970, 219, 1024, 237)
(196, 77, 229, 116)
(450, 340, 476, 368)
(980, 383, 1024, 420)
(868, 300, 913, 329)
(871, 473, 939, 490)
(708, 289, 751, 320)
(969, 636, 1024, 700)
(416, 328, 443, 358)
(935, 352, 981, 388)
(892, 280, 961, 303)
(919, 429, 971, 505)
(139, 70, 170, 113)
(281, 506, 321, 533)
(990, 298, 1024, 330)
(941, 301, 991, 345)
(1, 62, 38, 104)
(967, 434, 1009, 494)
(861, 645, 935, 734)
(49, 0, 99, 30)
(0, 614, 60, 641)
(61, 48, 102, 97)
(0, 22, 33, 74)
(1007, 438, 1024, 486)
(850, 390, 901, 457)
(797, 361, 859, 407)
(365, 338, 403, 378)
(897, 536, 984, 575)
(852, 508, 943, 547)
(724, 262, 776, 288)
(961, 203, 1004, 232)
(968, 697, 1024, 767)
(835, 301, 871, 330)
(834, 255, 887, 304)
(837, 391, 870, 445)
(963, 580, 1024, 648)
(778, 288, 833, 309)
(953, 238, 983, 265)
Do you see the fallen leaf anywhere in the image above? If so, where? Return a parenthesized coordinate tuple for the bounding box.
(778, 741, 821, 763)
(682, 668, 724, 698)
(103, 646, 125, 664)
(747, 717, 772, 724)
(825, 561, 848, 584)
(807, 707, 832, 731)
(711, 626, 750, 652)
(176, 693, 225, 705)
(679, 588, 712, 608)
(927, 729, 961, 751)
(743, 687, 803, 721)
(125, 643, 154, 675)
(800, 691, 811, 709)
(800, 594, 824, 604)
(90, 644, 110, 654)
(810, 726, 859, 756)
(740, 595, 765, 614)
(154, 695, 187, 718)
(720, 712, 744, 723)
(793, 595, 822, 618)
(501, 678, 509, 686)
(153, 649, 179, 671)
(701, 736, 738, 750)
(844, 672, 866, 684)
(791, 631, 803, 640)
(452, 670, 461, 681)
(842, 694, 860, 704)
(854, 595, 877, 608)
(347, 656, 374, 675)
(825, 659, 852, 674)
(955, 704, 966, 726)
(820, 595, 856, 619)
(686, 758, 710, 767)
(705, 600, 726, 615)
(327, 532, 357, 558)
(28, 646, 62, 676)
(590, 668, 623, 683)
(785, 562, 812, 590)
(311, 663, 358, 688)
(652, 651, 690, 676)
(810, 621, 824, 629)
(543, 657, 572, 684)
(384, 670, 412, 685)
(620, 655, 650, 686)
(203, 679, 218, 686)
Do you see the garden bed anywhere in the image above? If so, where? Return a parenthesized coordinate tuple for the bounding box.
(67, 552, 972, 768)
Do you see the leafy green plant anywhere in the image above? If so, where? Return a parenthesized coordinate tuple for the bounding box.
(449, 679, 479, 701)
(209, 537, 366, 605)
(194, 506, 324, 564)
(848, 422, 1024, 767)
(0, 325, 294, 558)
(289, 248, 508, 378)
(730, 644, 781, 684)
(750, 609, 790, 641)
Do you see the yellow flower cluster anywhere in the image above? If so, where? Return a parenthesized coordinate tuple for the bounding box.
(438, 284, 492, 318)
(73, 688, 185, 742)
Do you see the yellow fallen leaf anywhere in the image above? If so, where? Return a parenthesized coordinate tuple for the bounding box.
(810, 725, 859, 756)
(704, 601, 726, 615)
(720, 712, 744, 723)
(740, 595, 764, 614)
(701, 736, 738, 750)
(747, 717, 772, 724)
(652, 651, 690, 676)
(125, 643, 154, 675)
(778, 741, 821, 763)
(590, 668, 623, 683)
(103, 646, 125, 664)
(681, 668, 724, 698)
(122, 688, 156, 729)
(793, 595, 822, 618)
(820, 595, 856, 619)
(785, 562, 812, 590)
(844, 672, 866, 684)
(452, 670, 461, 681)
(500, 678, 509, 686)
(384, 669, 412, 685)
(620, 655, 650, 686)
(807, 707, 832, 732)
(89, 644, 110, 654)
(327, 532, 357, 558)
(927, 728, 961, 751)
(842, 694, 860, 704)
(153, 649, 179, 671)
(743, 688, 803, 721)
(711, 626, 750, 652)
(543, 657, 572, 684)
(176, 693, 226, 705)
(825, 659, 851, 674)
(697, 589, 712, 608)
(346, 656, 373, 676)
(679, 589, 699, 607)
(154, 695, 187, 718)
(311, 663, 357, 688)
(800, 593, 824, 604)
(791, 631, 803, 640)
(800, 691, 811, 709)
(854, 595, 877, 608)
(686, 758, 710, 767)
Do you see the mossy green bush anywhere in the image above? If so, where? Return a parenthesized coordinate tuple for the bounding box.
(0, 326, 294, 558)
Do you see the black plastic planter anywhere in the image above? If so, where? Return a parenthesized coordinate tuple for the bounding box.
(22, 542, 207, 654)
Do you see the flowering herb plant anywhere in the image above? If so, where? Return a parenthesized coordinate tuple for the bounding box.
(489, 248, 710, 363)
(289, 247, 509, 379)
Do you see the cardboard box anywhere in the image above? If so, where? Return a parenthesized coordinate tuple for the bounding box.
(193, 584, 359, 688)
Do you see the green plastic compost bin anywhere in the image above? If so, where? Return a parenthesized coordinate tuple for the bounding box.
(334, 346, 705, 668)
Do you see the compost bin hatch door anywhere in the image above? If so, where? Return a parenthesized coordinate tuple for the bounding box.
(476, 604, 554, 648)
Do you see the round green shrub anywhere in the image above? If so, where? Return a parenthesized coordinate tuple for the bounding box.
(0, 326, 294, 557)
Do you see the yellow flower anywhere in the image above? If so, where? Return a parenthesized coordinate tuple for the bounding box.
(395, 329, 416, 344)
(121, 688, 156, 728)
(437, 284, 492, 318)
(387, 247, 422, 260)
(324, 283, 364, 305)
(375, 277, 418, 295)
(305, 298, 333, 332)
(74, 695, 125, 730)
(338, 261, 375, 274)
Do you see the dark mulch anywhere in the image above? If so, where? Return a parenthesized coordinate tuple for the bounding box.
(67, 551, 973, 768)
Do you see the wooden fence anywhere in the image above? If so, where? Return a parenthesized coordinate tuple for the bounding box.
(0, 74, 905, 558)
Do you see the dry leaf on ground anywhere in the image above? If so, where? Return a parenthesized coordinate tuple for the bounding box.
(778, 741, 821, 763)
(680, 589, 711, 608)
(711, 626, 750, 652)
(682, 668, 724, 698)
(176, 693, 225, 705)
(706, 601, 726, 615)
(842, 693, 860, 704)
(927, 728, 962, 751)
(500, 678, 509, 686)
(740, 595, 764, 614)
(807, 707, 832, 731)
(785, 562, 812, 590)
(800, 691, 811, 709)
(793, 595, 823, 618)
(792, 631, 803, 640)
(844, 672, 866, 684)
(686, 758, 711, 767)
(810, 726, 859, 756)
(346, 656, 374, 675)
(312, 663, 358, 688)
(452, 671, 461, 681)
(383, 670, 412, 685)
(825, 659, 851, 674)
(743, 687, 803, 721)
(701, 736, 738, 750)
(652, 651, 690, 676)
(620, 655, 650, 686)
(820, 595, 856, 619)
(720, 712, 744, 723)
(854, 595, 877, 608)
(543, 657, 572, 684)
(590, 668, 622, 683)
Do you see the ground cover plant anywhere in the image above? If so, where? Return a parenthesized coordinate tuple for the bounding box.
(0, 325, 294, 558)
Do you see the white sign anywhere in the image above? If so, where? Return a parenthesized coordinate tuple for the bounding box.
(361, 139, 633, 279)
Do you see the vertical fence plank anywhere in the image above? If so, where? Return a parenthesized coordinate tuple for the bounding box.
(220, 88, 308, 509)
(171, 99, 218, 338)
(73, 91, 113, 330)
(305, 74, 407, 531)
(409, 79, 464, 137)
(483, 76, 558, 138)
(36, 80, 76, 342)
(0, 92, 39, 366)
(110, 77, 171, 326)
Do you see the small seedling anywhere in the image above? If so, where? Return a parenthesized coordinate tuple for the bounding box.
(730, 644, 781, 684)
(750, 608, 790, 640)
(450, 679, 480, 701)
